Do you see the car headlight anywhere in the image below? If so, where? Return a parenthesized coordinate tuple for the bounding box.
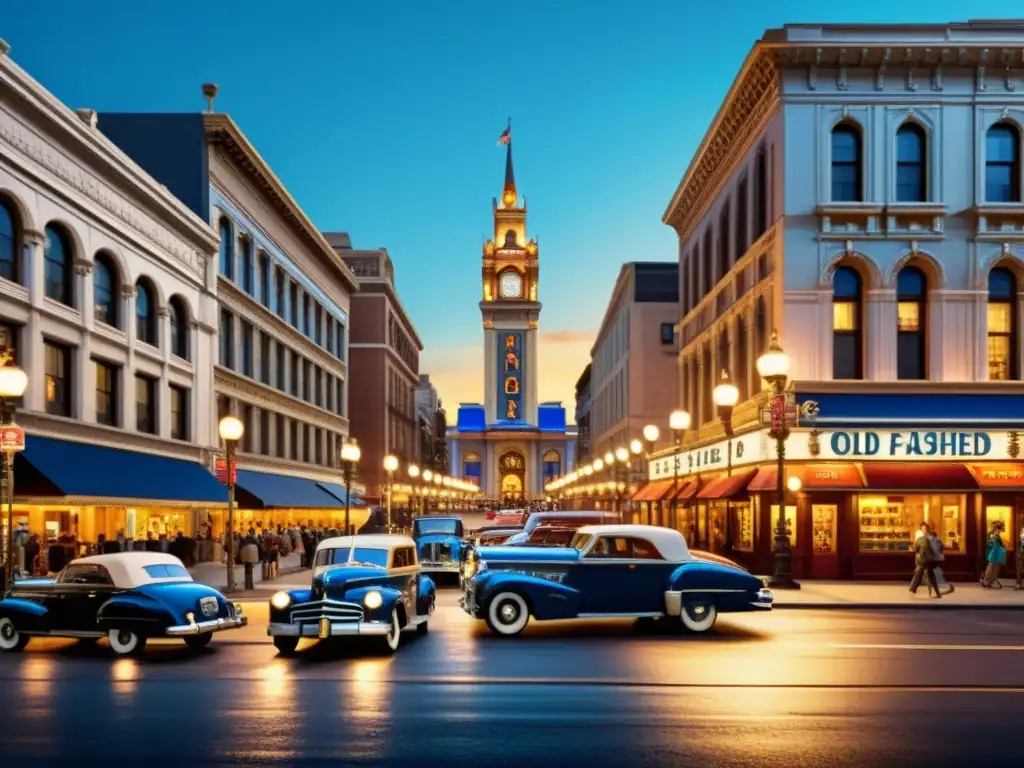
(364, 590, 383, 609)
(270, 591, 292, 611)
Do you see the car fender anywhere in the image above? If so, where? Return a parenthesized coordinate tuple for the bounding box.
(475, 571, 582, 620)
(97, 593, 175, 634)
(668, 561, 763, 613)
(0, 597, 47, 619)
(343, 585, 404, 624)
(269, 588, 312, 624)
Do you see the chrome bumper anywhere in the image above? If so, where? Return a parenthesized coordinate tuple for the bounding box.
(166, 615, 248, 636)
(267, 620, 391, 638)
(750, 588, 774, 609)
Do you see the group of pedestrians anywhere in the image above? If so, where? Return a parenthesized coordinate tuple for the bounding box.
(910, 522, 955, 598)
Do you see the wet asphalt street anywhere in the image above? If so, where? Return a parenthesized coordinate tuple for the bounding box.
(1, 588, 1023, 767)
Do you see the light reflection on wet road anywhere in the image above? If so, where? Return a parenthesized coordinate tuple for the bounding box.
(1, 590, 1022, 766)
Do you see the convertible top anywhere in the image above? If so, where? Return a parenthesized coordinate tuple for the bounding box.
(317, 534, 415, 552)
(574, 524, 694, 563)
(69, 552, 193, 589)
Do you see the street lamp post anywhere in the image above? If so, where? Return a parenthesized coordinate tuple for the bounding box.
(641, 424, 660, 525)
(422, 470, 433, 513)
(629, 439, 642, 522)
(614, 446, 629, 520)
(0, 358, 28, 591)
(383, 454, 398, 532)
(668, 410, 691, 530)
(340, 438, 361, 536)
(757, 330, 799, 590)
(217, 415, 245, 594)
(408, 465, 420, 516)
(712, 369, 740, 553)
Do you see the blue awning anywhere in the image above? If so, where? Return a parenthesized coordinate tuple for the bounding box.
(15, 435, 228, 505)
(234, 470, 346, 509)
(316, 481, 366, 507)
(797, 392, 1024, 427)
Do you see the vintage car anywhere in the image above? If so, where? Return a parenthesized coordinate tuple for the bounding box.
(524, 526, 576, 547)
(461, 524, 772, 636)
(503, 511, 620, 545)
(267, 534, 436, 655)
(492, 511, 528, 527)
(412, 516, 464, 577)
(0, 552, 247, 656)
(473, 527, 524, 546)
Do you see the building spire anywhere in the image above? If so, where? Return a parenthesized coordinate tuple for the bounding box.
(500, 119, 517, 207)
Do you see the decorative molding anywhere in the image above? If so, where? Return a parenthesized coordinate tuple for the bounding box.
(120, 285, 136, 298)
(808, 48, 821, 90)
(905, 49, 917, 91)
(876, 48, 891, 91)
(0, 110, 203, 276)
(836, 48, 848, 90)
(22, 228, 44, 246)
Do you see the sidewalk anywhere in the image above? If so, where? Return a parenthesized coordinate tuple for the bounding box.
(188, 552, 306, 593)
(770, 580, 1024, 610)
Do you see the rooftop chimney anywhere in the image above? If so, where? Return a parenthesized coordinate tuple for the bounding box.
(202, 83, 219, 113)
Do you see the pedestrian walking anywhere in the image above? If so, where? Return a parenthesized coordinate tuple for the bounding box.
(1016, 523, 1024, 591)
(927, 527, 954, 595)
(909, 523, 941, 598)
(981, 521, 1007, 588)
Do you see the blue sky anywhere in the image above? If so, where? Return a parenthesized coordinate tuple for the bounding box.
(4, 0, 1022, 414)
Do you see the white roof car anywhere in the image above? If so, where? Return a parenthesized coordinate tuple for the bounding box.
(65, 552, 193, 589)
(573, 524, 694, 563)
(313, 534, 418, 576)
(316, 534, 415, 553)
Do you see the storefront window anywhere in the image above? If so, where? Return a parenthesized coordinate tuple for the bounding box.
(709, 502, 727, 553)
(985, 505, 1013, 545)
(857, 494, 965, 553)
(730, 502, 754, 551)
(769, 505, 798, 548)
(812, 505, 837, 553)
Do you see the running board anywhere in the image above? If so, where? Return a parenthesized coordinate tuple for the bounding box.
(576, 612, 665, 619)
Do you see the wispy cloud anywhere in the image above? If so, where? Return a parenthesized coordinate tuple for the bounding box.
(542, 329, 596, 345)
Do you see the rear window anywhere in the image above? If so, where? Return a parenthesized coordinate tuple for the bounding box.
(143, 564, 191, 580)
(315, 547, 350, 567)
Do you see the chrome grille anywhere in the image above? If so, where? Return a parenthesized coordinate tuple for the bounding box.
(290, 598, 364, 624)
(421, 542, 452, 564)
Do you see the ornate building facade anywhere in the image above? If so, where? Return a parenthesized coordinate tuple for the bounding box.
(447, 138, 575, 501)
(641, 21, 1024, 582)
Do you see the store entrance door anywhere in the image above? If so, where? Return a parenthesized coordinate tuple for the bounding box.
(809, 502, 840, 579)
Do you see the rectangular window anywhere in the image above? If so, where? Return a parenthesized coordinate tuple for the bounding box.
(258, 252, 270, 306)
(240, 404, 253, 453)
(304, 360, 312, 402)
(275, 267, 286, 317)
(897, 301, 920, 332)
(135, 374, 156, 434)
(314, 367, 322, 407)
(315, 427, 323, 465)
(260, 331, 271, 385)
(276, 413, 286, 457)
(336, 324, 346, 361)
(736, 175, 749, 256)
(44, 341, 72, 417)
(289, 420, 299, 460)
(730, 501, 753, 552)
(170, 385, 188, 440)
(219, 309, 234, 369)
(260, 409, 270, 455)
(326, 374, 335, 412)
(303, 293, 311, 337)
(290, 282, 299, 327)
(326, 319, 334, 354)
(811, 504, 838, 554)
(314, 305, 323, 346)
(241, 321, 253, 377)
(857, 494, 966, 553)
(241, 238, 254, 294)
(291, 354, 300, 398)
(94, 360, 118, 427)
(659, 322, 674, 345)
(336, 379, 345, 416)
(989, 335, 1012, 381)
(833, 302, 858, 331)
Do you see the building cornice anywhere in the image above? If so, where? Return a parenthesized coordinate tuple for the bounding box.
(591, 264, 634, 357)
(0, 57, 217, 273)
(202, 113, 359, 294)
(214, 367, 351, 430)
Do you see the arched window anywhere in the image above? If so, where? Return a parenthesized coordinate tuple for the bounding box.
(896, 266, 927, 380)
(896, 123, 927, 202)
(169, 296, 190, 360)
(542, 449, 561, 482)
(986, 123, 1021, 203)
(218, 218, 234, 279)
(135, 279, 157, 346)
(44, 224, 74, 306)
(93, 252, 119, 328)
(504, 229, 516, 247)
(832, 266, 863, 380)
(0, 197, 19, 284)
(831, 124, 862, 202)
(988, 267, 1018, 380)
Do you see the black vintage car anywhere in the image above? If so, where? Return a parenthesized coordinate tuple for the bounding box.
(0, 552, 247, 656)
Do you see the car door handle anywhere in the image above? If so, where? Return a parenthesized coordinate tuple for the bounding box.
(628, 564, 636, 570)
(88, 592, 97, 598)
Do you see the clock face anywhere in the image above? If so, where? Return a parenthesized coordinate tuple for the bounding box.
(500, 272, 523, 298)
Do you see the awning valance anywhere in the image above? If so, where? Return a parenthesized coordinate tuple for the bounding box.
(968, 463, 1024, 489)
(14, 435, 228, 505)
(669, 479, 702, 501)
(235, 470, 348, 509)
(748, 463, 864, 492)
(631, 479, 676, 502)
(316, 480, 367, 507)
(859, 463, 978, 491)
(696, 469, 758, 500)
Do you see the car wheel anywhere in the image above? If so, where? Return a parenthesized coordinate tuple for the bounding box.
(485, 592, 530, 636)
(273, 636, 299, 656)
(108, 628, 147, 657)
(184, 633, 213, 652)
(680, 601, 718, 633)
(0, 617, 28, 652)
(379, 609, 401, 654)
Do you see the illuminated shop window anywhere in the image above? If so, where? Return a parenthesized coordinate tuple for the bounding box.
(856, 494, 965, 553)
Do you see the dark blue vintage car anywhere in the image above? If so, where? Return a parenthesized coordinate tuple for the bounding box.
(0, 552, 247, 656)
(412, 516, 464, 578)
(267, 534, 436, 655)
(461, 524, 772, 636)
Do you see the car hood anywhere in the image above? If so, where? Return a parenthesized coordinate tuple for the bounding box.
(415, 533, 462, 547)
(478, 545, 580, 563)
(317, 565, 389, 595)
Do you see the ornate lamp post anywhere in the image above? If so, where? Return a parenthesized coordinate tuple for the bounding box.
(614, 446, 629, 519)
(383, 454, 398, 531)
(712, 369, 740, 552)
(340, 438, 361, 535)
(668, 410, 691, 529)
(0, 358, 28, 590)
(592, 458, 604, 508)
(640, 424, 660, 525)
(218, 415, 244, 593)
(757, 330, 799, 590)
(422, 469, 433, 512)
(408, 465, 420, 516)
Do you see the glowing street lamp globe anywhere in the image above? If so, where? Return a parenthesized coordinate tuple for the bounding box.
(642, 424, 660, 443)
(408, 464, 420, 478)
(614, 447, 629, 463)
(712, 371, 740, 408)
(757, 330, 792, 384)
(218, 415, 244, 442)
(341, 439, 361, 464)
(630, 439, 643, 455)
(383, 454, 399, 472)
(0, 365, 28, 399)
(669, 410, 691, 432)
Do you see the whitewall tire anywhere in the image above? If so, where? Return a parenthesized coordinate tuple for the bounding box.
(108, 628, 146, 657)
(0, 617, 28, 652)
(485, 592, 530, 636)
(380, 609, 401, 654)
(680, 601, 718, 633)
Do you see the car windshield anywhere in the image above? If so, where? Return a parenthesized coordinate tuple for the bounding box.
(570, 533, 593, 552)
(314, 547, 390, 568)
(414, 519, 461, 536)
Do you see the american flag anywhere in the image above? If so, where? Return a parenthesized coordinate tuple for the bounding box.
(497, 124, 511, 145)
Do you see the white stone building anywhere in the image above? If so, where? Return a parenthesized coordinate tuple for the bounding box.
(0, 39, 226, 550)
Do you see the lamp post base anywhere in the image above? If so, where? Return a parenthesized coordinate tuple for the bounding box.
(769, 539, 801, 590)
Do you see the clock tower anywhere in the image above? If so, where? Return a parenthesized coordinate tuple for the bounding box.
(481, 136, 540, 426)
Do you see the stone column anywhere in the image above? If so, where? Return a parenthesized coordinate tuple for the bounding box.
(121, 285, 137, 429)
(158, 307, 171, 438)
(20, 231, 45, 413)
(526, 328, 538, 425)
(865, 289, 897, 380)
